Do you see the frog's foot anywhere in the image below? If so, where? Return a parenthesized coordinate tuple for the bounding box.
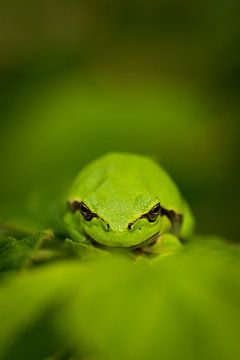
(141, 233, 183, 257)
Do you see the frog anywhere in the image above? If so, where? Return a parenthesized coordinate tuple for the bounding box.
(64, 152, 194, 255)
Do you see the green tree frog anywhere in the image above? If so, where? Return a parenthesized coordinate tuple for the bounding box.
(64, 153, 194, 254)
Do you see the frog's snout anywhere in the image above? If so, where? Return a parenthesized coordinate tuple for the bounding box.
(99, 216, 143, 233)
(100, 220, 131, 233)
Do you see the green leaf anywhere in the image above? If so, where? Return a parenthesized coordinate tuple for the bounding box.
(0, 229, 61, 272)
(0, 235, 32, 272)
(0, 238, 239, 360)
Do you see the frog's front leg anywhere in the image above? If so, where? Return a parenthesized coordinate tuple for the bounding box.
(143, 233, 183, 257)
(64, 212, 87, 243)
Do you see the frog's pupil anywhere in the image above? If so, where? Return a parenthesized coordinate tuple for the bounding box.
(80, 202, 93, 221)
(152, 204, 160, 214)
(80, 204, 88, 213)
(147, 203, 161, 222)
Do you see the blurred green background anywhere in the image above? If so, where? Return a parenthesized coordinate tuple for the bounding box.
(0, 0, 239, 240)
(0, 2, 240, 360)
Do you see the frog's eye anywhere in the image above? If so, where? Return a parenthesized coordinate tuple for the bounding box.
(147, 203, 161, 222)
(79, 202, 94, 221)
(69, 200, 94, 221)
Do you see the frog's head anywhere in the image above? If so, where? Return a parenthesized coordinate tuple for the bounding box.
(68, 188, 171, 249)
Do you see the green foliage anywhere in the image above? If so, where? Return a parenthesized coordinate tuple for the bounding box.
(0, 233, 239, 360)
(0, 230, 71, 273)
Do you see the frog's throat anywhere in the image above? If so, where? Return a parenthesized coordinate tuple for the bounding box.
(84, 231, 160, 250)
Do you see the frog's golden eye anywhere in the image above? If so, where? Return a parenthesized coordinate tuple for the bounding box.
(147, 203, 161, 222)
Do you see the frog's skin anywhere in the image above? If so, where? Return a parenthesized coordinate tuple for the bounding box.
(64, 153, 194, 252)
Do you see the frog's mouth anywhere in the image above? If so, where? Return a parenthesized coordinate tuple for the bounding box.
(85, 231, 160, 251)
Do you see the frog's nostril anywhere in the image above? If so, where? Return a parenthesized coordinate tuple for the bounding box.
(128, 221, 142, 231)
(103, 222, 110, 232)
(128, 223, 132, 230)
(100, 218, 110, 232)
